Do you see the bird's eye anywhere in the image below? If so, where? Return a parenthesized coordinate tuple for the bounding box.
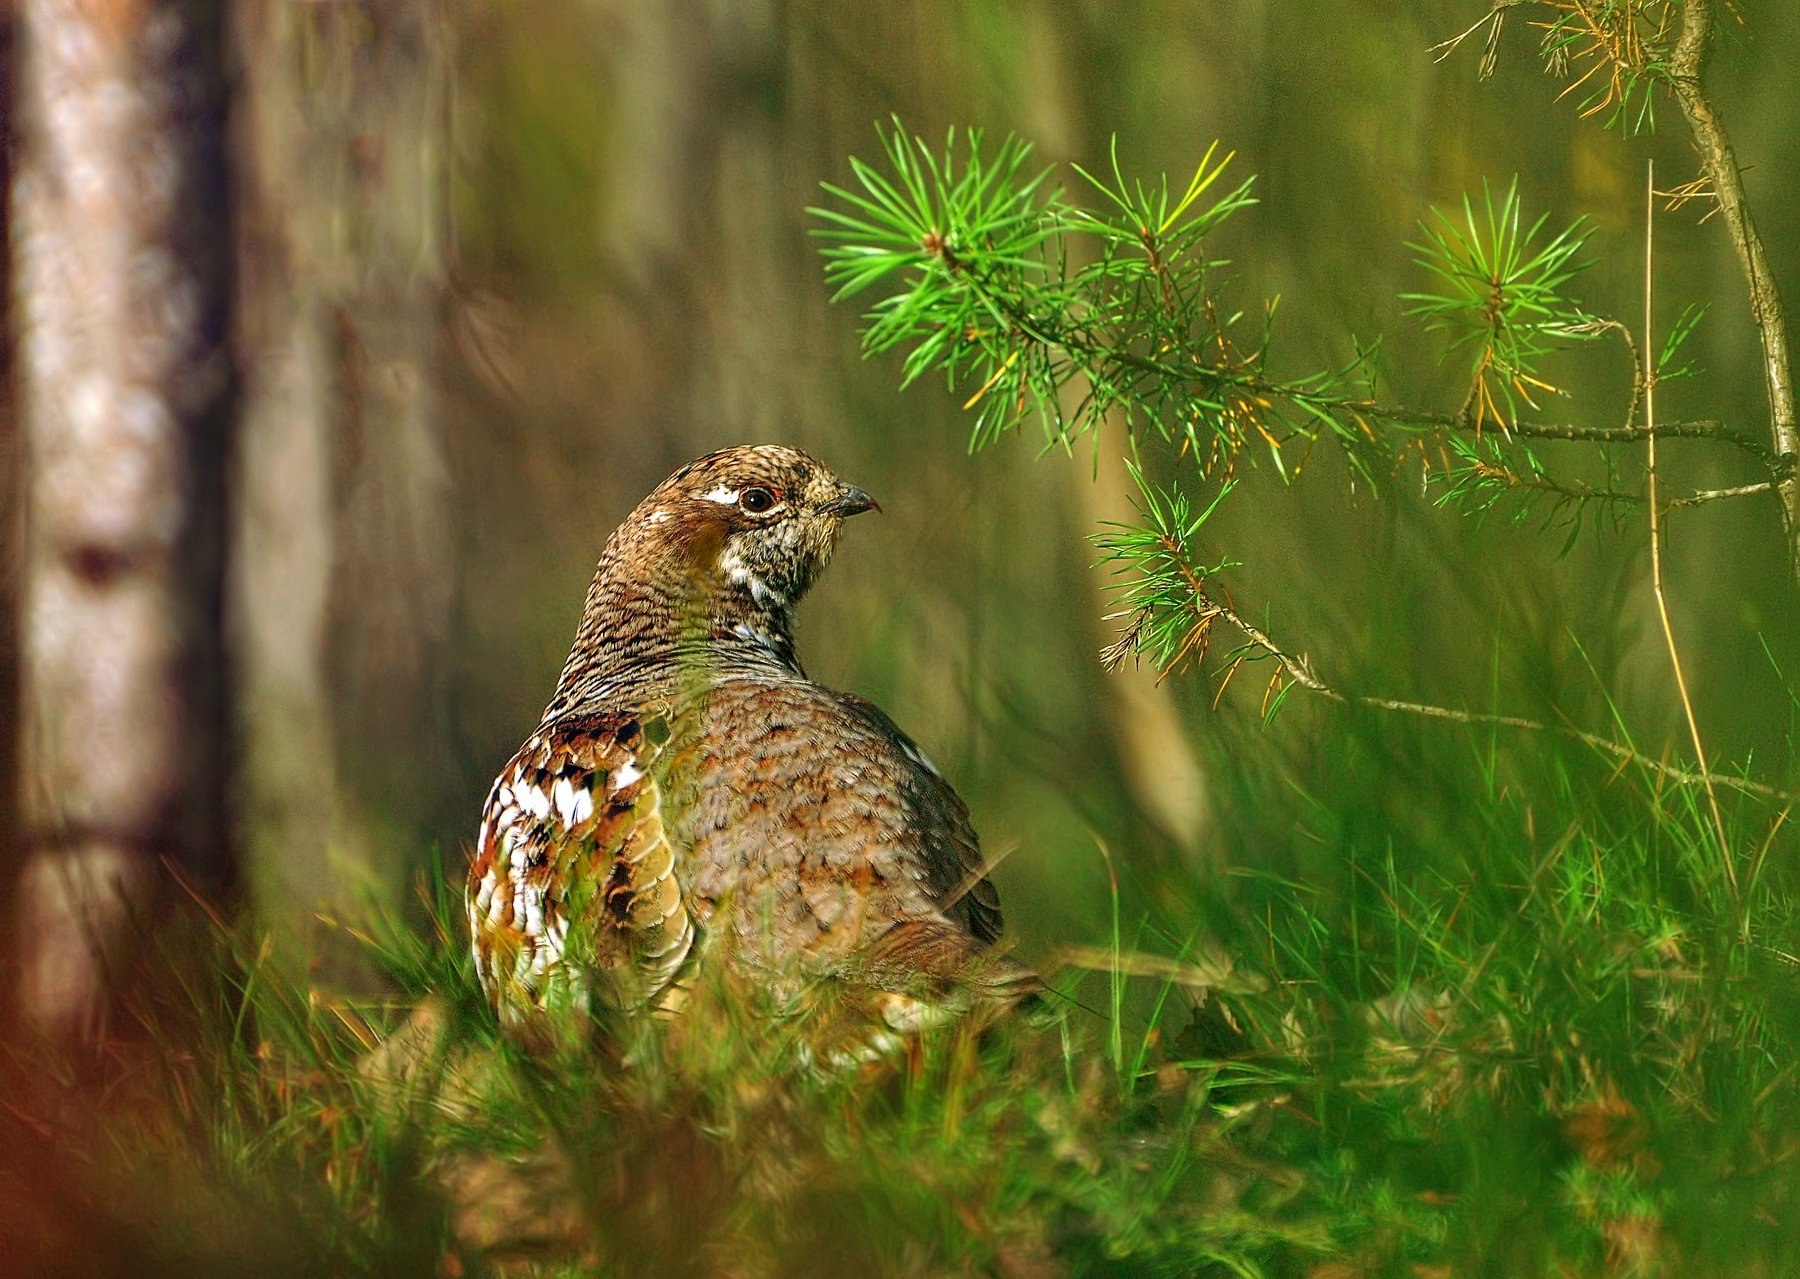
(740, 486, 779, 514)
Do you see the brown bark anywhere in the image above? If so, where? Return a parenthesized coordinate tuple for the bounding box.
(10, 0, 232, 1038)
(1670, 0, 1800, 581)
(1, 4, 19, 1020)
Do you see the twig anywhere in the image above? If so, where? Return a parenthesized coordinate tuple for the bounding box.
(1643, 158, 1738, 893)
(1160, 552, 1788, 802)
(1668, 481, 1775, 508)
(960, 253, 1788, 473)
(1461, 463, 1641, 509)
(1553, 317, 1647, 434)
(1669, 0, 1800, 579)
(1464, 466, 1770, 511)
(1429, 1, 1528, 66)
(1331, 398, 1778, 464)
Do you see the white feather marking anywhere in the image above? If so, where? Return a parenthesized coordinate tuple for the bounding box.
(732, 621, 785, 656)
(553, 775, 587, 828)
(505, 824, 530, 873)
(610, 761, 644, 792)
(718, 544, 790, 609)
(570, 787, 594, 825)
(518, 782, 551, 819)
(747, 575, 786, 608)
(646, 508, 672, 524)
(701, 485, 740, 505)
(901, 740, 942, 778)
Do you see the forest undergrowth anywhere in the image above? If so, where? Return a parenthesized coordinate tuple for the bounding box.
(7, 695, 1800, 1278)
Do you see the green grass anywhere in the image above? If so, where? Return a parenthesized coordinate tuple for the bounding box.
(7, 706, 1800, 1278)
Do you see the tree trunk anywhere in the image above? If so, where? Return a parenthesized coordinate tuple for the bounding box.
(1017, 5, 1216, 864)
(1, 2, 20, 1026)
(10, 0, 232, 1040)
(231, 0, 450, 981)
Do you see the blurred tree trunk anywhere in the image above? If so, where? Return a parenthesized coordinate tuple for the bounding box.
(582, 0, 790, 463)
(1017, 6, 1216, 865)
(1, 1, 19, 1025)
(231, 0, 450, 981)
(10, 0, 233, 1039)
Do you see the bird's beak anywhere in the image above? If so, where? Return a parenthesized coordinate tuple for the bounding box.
(825, 483, 881, 517)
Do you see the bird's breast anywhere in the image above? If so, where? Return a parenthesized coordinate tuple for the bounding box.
(675, 678, 942, 966)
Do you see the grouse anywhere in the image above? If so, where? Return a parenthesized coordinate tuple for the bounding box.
(467, 445, 1037, 1046)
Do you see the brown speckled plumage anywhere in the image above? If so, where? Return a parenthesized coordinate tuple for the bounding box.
(467, 445, 1035, 1043)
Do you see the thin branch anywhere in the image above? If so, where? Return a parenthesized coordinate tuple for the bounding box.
(1564, 316, 1643, 431)
(1668, 0, 1800, 578)
(1155, 546, 1788, 802)
(1455, 466, 1770, 512)
(1668, 480, 1775, 508)
(1642, 157, 1738, 892)
(1097, 328, 1766, 455)
(1330, 397, 1778, 463)
(1456, 458, 1641, 509)
(1430, 0, 1529, 74)
(951, 250, 1789, 475)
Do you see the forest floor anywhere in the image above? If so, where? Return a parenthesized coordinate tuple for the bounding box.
(5, 714, 1800, 1278)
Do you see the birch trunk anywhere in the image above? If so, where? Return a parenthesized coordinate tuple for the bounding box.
(11, 0, 232, 1038)
(1, 6, 20, 1018)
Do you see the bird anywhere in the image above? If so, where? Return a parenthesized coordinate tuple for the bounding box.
(466, 445, 1037, 1050)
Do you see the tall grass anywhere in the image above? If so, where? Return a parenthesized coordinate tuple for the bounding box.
(6, 697, 1797, 1277)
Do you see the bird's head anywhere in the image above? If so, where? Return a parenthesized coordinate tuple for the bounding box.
(626, 444, 880, 618)
(549, 445, 880, 715)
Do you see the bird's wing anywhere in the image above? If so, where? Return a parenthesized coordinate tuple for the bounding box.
(466, 711, 692, 1030)
(831, 692, 1008, 947)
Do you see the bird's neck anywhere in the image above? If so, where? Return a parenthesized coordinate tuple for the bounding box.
(540, 553, 801, 723)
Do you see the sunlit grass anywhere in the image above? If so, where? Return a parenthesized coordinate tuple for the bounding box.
(10, 697, 1799, 1277)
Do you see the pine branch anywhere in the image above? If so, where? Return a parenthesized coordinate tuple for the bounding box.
(823, 119, 1793, 806)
